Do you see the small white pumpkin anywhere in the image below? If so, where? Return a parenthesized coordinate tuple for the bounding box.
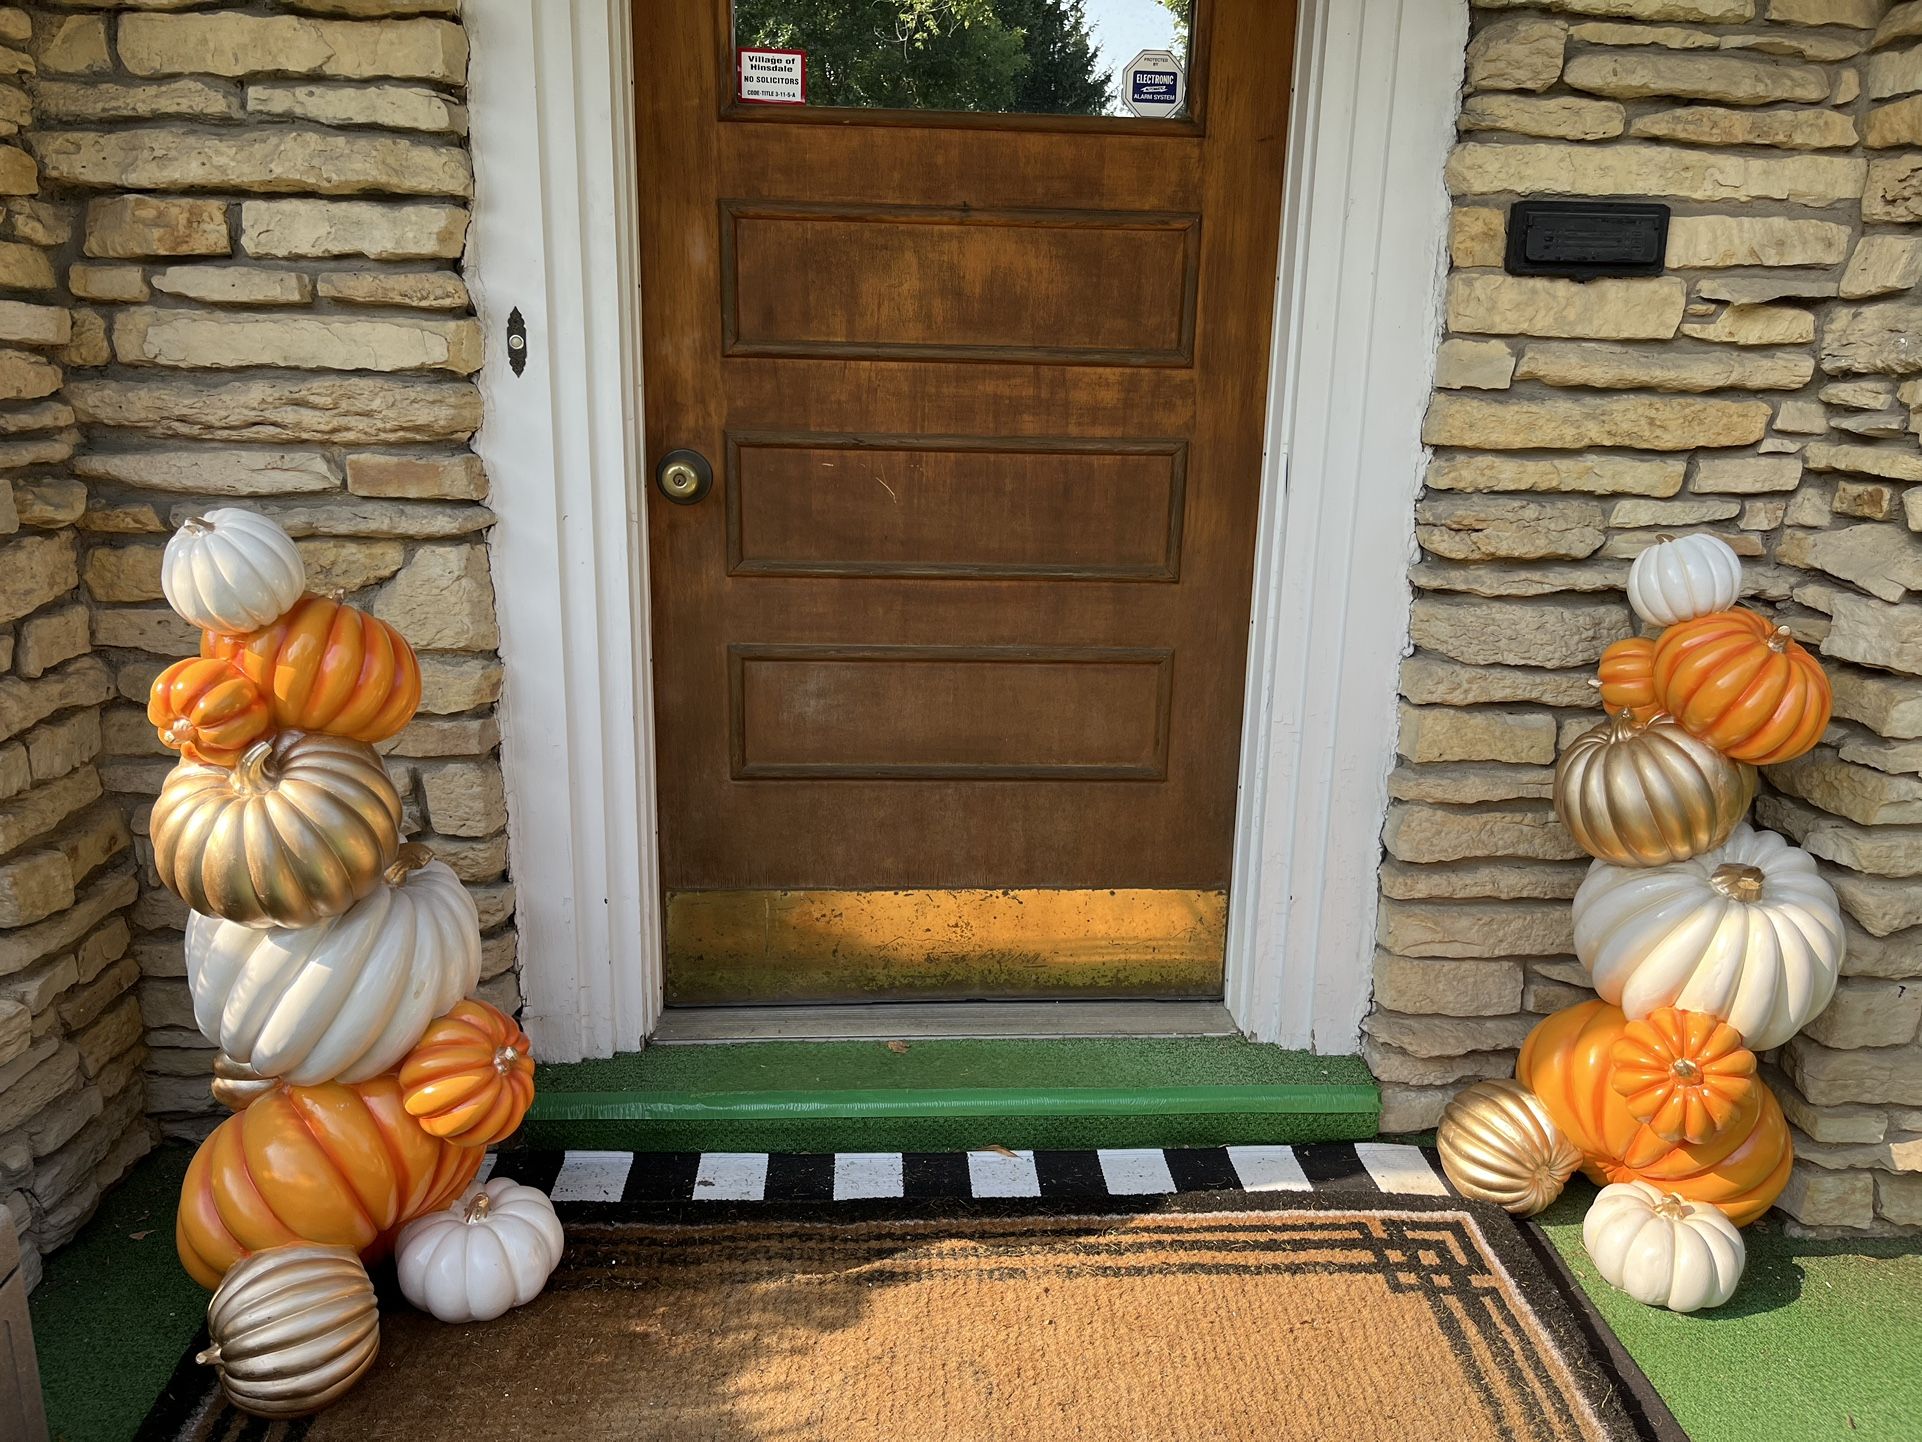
(1583, 1181, 1745, 1313)
(396, 1178, 564, 1323)
(1626, 533, 1742, 628)
(1575, 822, 1843, 1052)
(162, 508, 306, 634)
(186, 844, 481, 1086)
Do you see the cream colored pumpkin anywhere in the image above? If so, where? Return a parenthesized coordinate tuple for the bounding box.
(1575, 823, 1843, 1052)
(396, 1178, 564, 1323)
(163, 509, 306, 635)
(1627, 533, 1742, 628)
(186, 845, 481, 1086)
(1582, 1181, 1745, 1313)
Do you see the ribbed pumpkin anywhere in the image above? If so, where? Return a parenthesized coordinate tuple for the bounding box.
(151, 733, 401, 929)
(162, 509, 306, 637)
(176, 1073, 483, 1289)
(1595, 637, 1661, 726)
(1516, 1000, 1790, 1227)
(1553, 712, 1755, 868)
(1609, 1008, 1757, 1146)
(1651, 608, 1831, 766)
(148, 657, 273, 767)
(205, 593, 421, 746)
(398, 999, 536, 1147)
(198, 1244, 377, 1418)
(1436, 1079, 1583, 1217)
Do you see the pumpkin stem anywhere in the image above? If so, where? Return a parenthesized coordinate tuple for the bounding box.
(385, 843, 434, 884)
(493, 1043, 522, 1075)
(463, 1191, 494, 1224)
(1652, 1194, 1693, 1221)
(1768, 625, 1792, 654)
(181, 516, 212, 537)
(196, 1344, 221, 1367)
(1670, 1058, 1701, 1083)
(230, 741, 277, 794)
(1710, 863, 1766, 904)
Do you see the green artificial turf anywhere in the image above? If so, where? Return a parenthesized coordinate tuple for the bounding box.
(28, 1142, 203, 1442)
(1539, 1177, 1922, 1442)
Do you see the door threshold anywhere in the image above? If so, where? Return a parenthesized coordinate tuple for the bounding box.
(651, 1000, 1238, 1044)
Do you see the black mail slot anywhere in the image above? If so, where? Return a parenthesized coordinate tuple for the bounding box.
(1504, 200, 1670, 280)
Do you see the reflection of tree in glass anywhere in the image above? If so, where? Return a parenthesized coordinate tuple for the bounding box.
(1160, 0, 1192, 67)
(734, 0, 1108, 115)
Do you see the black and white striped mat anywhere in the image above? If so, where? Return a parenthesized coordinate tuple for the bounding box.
(482, 1141, 1455, 1205)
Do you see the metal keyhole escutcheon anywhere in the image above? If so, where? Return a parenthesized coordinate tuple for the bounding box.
(655, 448, 713, 505)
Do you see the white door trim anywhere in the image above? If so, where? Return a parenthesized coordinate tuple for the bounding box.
(466, 0, 1464, 1061)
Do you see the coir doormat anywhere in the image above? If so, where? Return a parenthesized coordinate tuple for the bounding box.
(139, 1185, 1671, 1442)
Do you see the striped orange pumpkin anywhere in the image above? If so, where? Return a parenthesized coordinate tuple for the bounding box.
(1650, 608, 1830, 766)
(398, 1000, 536, 1147)
(1609, 1007, 1756, 1147)
(147, 657, 272, 767)
(1516, 1000, 1790, 1226)
(203, 593, 420, 745)
(1595, 636, 1661, 726)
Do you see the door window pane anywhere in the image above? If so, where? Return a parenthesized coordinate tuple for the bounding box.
(732, 0, 1194, 118)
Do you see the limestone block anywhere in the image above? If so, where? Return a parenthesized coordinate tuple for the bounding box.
(382, 714, 500, 760)
(1823, 301, 1922, 373)
(1564, 49, 1830, 103)
(1446, 273, 1684, 339)
(74, 447, 339, 496)
(1765, 0, 1883, 24)
(1680, 303, 1816, 344)
(32, 129, 473, 199)
(1425, 453, 1685, 496)
(1824, 379, 1899, 408)
(1783, 1034, 1922, 1105)
(1459, 94, 1625, 139)
(83, 195, 228, 259)
(1845, 919, 1922, 979)
(1479, 0, 1752, 15)
(1868, 42, 1922, 99)
(1691, 454, 1804, 491)
(1609, 497, 1741, 526)
(1450, 207, 1507, 268)
(1410, 594, 1631, 668)
(0, 241, 53, 291)
(1771, 746, 1922, 824)
(1835, 868, 1922, 933)
(345, 452, 485, 500)
(0, 300, 69, 348)
(1447, 141, 1865, 205)
(1383, 800, 1590, 863)
(1466, 17, 1568, 92)
(1378, 857, 1587, 901)
(1397, 704, 1557, 765)
(195, 498, 491, 540)
(1407, 559, 1628, 598)
(413, 832, 507, 883)
(1423, 394, 1771, 450)
(1434, 337, 1515, 390)
(0, 533, 76, 627)
(32, 78, 241, 123)
(118, 14, 467, 84)
(246, 82, 466, 134)
(1632, 104, 1859, 147)
(1804, 440, 1922, 480)
(90, 607, 196, 654)
(1696, 275, 1839, 304)
(69, 377, 482, 443)
(317, 271, 468, 310)
(1804, 978, 1922, 1050)
(1774, 1161, 1876, 1227)
(67, 263, 147, 303)
(112, 307, 482, 375)
(1361, 1011, 1538, 1060)
(1778, 524, 1922, 601)
(0, 850, 73, 929)
(1665, 214, 1851, 268)
(240, 199, 468, 260)
(1399, 653, 1601, 707)
(1514, 341, 1812, 391)
(0, 869, 133, 979)
(1378, 898, 1574, 959)
(1361, 1037, 1519, 1088)
(371, 544, 497, 650)
(1834, 479, 1903, 518)
(1868, 93, 1922, 146)
(1877, 1172, 1922, 1224)
(1864, 153, 1922, 220)
(149, 265, 312, 306)
(296, 538, 405, 595)
(1388, 762, 1557, 803)
(35, 16, 106, 76)
(0, 1040, 79, 1135)
(1373, 953, 1526, 1017)
(1413, 494, 1606, 561)
(14, 603, 88, 679)
(0, 658, 111, 746)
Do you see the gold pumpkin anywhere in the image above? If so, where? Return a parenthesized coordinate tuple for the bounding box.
(1437, 1079, 1584, 1217)
(151, 732, 401, 929)
(1553, 711, 1755, 868)
(210, 1053, 275, 1112)
(199, 1244, 378, 1418)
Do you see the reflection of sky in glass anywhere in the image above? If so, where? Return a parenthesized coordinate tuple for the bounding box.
(1088, 0, 1181, 114)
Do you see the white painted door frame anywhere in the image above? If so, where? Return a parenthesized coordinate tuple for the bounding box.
(466, 0, 1465, 1062)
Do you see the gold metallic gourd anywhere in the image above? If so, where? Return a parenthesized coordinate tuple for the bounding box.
(151, 732, 402, 929)
(198, 1244, 378, 1418)
(210, 1053, 275, 1112)
(1553, 711, 1755, 868)
(1437, 1079, 1584, 1217)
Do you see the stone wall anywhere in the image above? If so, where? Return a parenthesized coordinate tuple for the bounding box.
(4, 0, 515, 1225)
(1373, 0, 1922, 1232)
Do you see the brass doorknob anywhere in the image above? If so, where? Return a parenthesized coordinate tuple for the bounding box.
(655, 448, 712, 505)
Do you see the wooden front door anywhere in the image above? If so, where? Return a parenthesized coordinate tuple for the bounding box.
(637, 1, 1295, 1005)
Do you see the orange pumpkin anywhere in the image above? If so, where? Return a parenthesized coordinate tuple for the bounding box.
(147, 657, 272, 767)
(1609, 1007, 1757, 1147)
(203, 593, 420, 745)
(1595, 636, 1661, 726)
(398, 999, 536, 1147)
(176, 1073, 482, 1289)
(1516, 1000, 1790, 1226)
(1650, 608, 1831, 766)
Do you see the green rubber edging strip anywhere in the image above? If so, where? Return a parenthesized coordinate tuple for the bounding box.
(528, 1083, 1381, 1123)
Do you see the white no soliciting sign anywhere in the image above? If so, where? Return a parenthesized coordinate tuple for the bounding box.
(1121, 48, 1184, 119)
(739, 48, 806, 105)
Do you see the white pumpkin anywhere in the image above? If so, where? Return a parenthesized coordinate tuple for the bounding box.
(1574, 823, 1843, 1052)
(186, 844, 481, 1086)
(396, 1178, 564, 1323)
(162, 508, 306, 634)
(1626, 533, 1742, 628)
(1583, 1181, 1745, 1313)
